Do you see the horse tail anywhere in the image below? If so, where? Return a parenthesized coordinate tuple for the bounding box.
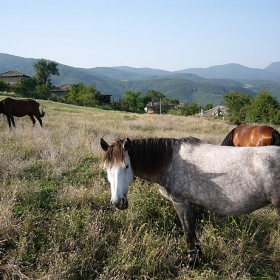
(272, 130, 280, 146)
(221, 128, 235, 146)
(38, 103, 45, 118)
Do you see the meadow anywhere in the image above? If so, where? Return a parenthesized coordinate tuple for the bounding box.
(0, 97, 280, 279)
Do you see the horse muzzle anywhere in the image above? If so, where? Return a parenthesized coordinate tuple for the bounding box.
(111, 196, 128, 210)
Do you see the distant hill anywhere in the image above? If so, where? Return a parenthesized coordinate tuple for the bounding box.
(1, 53, 280, 106)
(264, 62, 280, 75)
(89, 66, 171, 80)
(177, 63, 280, 82)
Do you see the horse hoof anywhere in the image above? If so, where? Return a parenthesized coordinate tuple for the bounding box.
(187, 246, 201, 269)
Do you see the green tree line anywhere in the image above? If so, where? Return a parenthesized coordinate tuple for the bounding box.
(223, 90, 280, 124)
(0, 60, 213, 115)
(110, 89, 213, 115)
(3, 60, 280, 123)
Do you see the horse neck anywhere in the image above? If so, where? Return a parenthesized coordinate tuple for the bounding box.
(129, 138, 174, 182)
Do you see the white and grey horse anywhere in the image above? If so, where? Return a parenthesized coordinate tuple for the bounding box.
(100, 137, 280, 269)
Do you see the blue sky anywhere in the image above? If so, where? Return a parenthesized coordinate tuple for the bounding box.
(1, 0, 280, 71)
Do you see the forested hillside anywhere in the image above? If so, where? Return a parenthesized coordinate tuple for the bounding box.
(1, 53, 280, 105)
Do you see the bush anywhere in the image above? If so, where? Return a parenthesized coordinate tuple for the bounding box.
(65, 84, 102, 107)
(0, 78, 11, 92)
(223, 90, 280, 125)
(12, 77, 37, 97)
(245, 90, 280, 124)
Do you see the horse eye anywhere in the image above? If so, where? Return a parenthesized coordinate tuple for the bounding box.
(125, 164, 129, 169)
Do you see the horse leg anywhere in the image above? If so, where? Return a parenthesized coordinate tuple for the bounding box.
(34, 115, 43, 127)
(272, 198, 280, 217)
(6, 116, 12, 128)
(8, 115, 16, 128)
(29, 115, 36, 127)
(172, 201, 201, 269)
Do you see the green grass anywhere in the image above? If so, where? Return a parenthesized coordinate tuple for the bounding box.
(0, 95, 280, 279)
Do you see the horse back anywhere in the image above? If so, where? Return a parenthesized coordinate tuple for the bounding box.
(232, 124, 254, 146)
(252, 126, 278, 146)
(2, 98, 40, 117)
(233, 124, 277, 146)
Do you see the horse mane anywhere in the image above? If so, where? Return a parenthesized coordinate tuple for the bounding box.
(100, 139, 127, 168)
(101, 137, 203, 180)
(130, 137, 203, 179)
(221, 128, 235, 146)
(129, 138, 175, 178)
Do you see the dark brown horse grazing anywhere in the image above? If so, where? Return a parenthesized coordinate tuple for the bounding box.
(221, 124, 280, 146)
(0, 97, 45, 128)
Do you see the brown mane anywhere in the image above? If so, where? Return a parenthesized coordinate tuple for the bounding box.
(101, 137, 202, 180)
(101, 139, 127, 168)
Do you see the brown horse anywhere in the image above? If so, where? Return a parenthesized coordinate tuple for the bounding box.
(221, 124, 280, 146)
(0, 97, 45, 128)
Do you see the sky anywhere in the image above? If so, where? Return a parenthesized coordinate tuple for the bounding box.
(1, 0, 280, 71)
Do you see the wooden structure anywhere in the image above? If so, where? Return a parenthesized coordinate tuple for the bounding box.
(198, 106, 227, 117)
(144, 101, 181, 114)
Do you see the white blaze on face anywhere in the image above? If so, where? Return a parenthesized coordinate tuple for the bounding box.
(105, 152, 134, 209)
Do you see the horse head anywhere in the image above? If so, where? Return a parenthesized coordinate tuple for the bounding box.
(100, 138, 134, 210)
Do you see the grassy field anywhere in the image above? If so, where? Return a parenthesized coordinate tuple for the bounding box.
(0, 97, 280, 279)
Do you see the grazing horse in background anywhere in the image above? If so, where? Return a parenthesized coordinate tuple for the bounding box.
(221, 124, 280, 146)
(100, 137, 280, 269)
(0, 97, 45, 128)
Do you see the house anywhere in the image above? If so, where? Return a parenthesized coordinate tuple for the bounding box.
(100, 94, 112, 106)
(144, 101, 180, 114)
(50, 84, 73, 97)
(144, 101, 161, 114)
(0, 70, 31, 85)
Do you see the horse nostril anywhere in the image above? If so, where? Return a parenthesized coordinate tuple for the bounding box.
(120, 197, 128, 209)
(110, 197, 128, 209)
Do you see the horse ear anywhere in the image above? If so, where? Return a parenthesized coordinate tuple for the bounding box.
(123, 138, 131, 151)
(100, 138, 109, 151)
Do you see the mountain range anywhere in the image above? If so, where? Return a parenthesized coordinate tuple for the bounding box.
(1, 53, 280, 106)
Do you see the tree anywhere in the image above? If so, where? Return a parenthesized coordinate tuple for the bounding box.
(223, 91, 252, 124)
(0, 79, 11, 92)
(245, 90, 280, 124)
(169, 101, 201, 116)
(122, 90, 144, 113)
(34, 59, 60, 87)
(65, 84, 102, 107)
(142, 90, 166, 105)
(35, 84, 52, 99)
(13, 77, 37, 97)
(204, 104, 213, 111)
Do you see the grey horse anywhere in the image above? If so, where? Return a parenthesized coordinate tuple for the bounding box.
(100, 137, 280, 269)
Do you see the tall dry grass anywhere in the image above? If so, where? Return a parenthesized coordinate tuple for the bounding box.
(0, 99, 279, 279)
